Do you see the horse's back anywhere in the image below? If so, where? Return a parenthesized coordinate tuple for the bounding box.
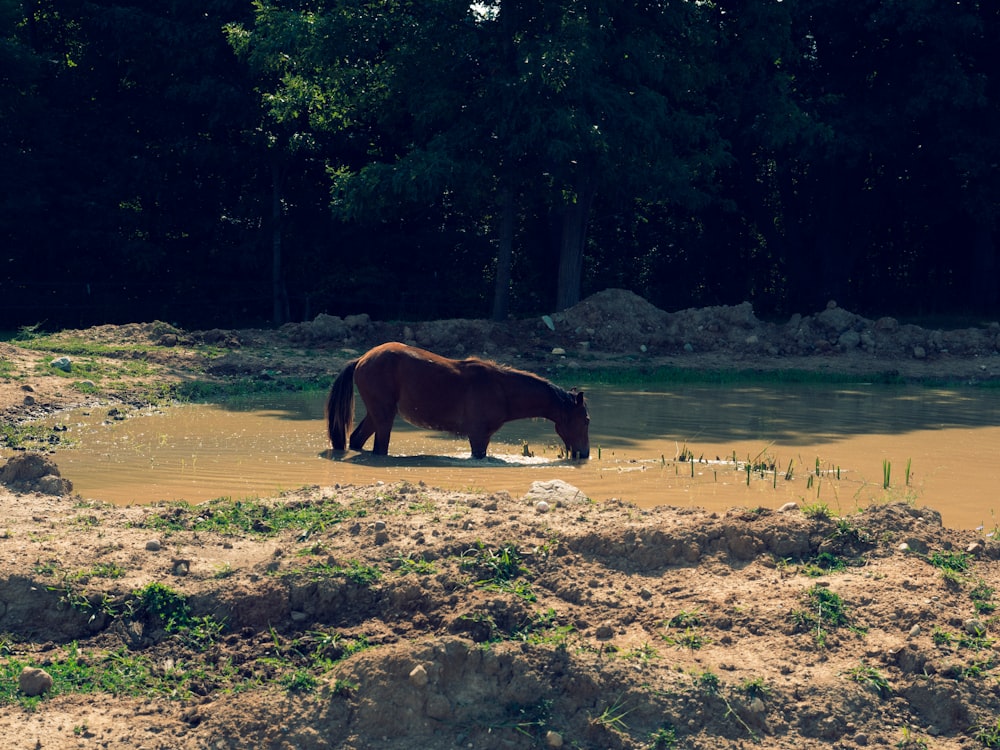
(354, 343, 502, 434)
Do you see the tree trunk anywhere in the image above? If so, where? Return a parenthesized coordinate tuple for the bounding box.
(491, 186, 516, 320)
(555, 171, 598, 311)
(970, 219, 998, 313)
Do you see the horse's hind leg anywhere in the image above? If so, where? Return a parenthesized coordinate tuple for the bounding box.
(348, 415, 375, 451)
(352, 396, 396, 455)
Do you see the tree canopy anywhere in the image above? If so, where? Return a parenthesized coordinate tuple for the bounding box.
(2, 0, 998, 330)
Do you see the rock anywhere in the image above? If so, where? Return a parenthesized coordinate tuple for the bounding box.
(19, 667, 53, 697)
(408, 664, 429, 687)
(778, 502, 799, 513)
(545, 730, 564, 747)
(964, 619, 986, 636)
(534, 500, 550, 514)
(913, 346, 927, 359)
(146, 539, 162, 552)
(50, 356, 72, 372)
(524, 480, 585, 506)
(838, 330, 861, 350)
(551, 347, 566, 355)
(425, 693, 451, 720)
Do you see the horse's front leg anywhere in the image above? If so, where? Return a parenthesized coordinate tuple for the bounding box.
(468, 432, 491, 460)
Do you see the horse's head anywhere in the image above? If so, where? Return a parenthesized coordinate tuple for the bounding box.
(556, 390, 590, 460)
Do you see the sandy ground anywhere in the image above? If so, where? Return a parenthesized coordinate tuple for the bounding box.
(2, 295, 1000, 749)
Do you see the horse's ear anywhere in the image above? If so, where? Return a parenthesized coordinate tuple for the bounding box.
(575, 390, 585, 406)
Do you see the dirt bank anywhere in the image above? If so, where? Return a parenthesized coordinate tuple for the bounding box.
(2, 291, 1000, 749)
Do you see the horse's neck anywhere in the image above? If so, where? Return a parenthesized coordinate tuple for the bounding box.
(503, 372, 562, 422)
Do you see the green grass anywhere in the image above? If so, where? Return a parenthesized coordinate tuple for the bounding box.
(845, 661, 892, 698)
(461, 542, 537, 601)
(577, 365, 905, 388)
(135, 496, 363, 537)
(927, 550, 971, 572)
(791, 585, 863, 646)
(279, 559, 382, 586)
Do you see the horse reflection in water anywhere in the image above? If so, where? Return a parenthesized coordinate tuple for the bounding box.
(326, 342, 590, 460)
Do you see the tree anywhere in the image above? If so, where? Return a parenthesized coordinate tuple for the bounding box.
(231, 0, 728, 315)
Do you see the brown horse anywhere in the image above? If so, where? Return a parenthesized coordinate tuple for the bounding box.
(326, 342, 590, 459)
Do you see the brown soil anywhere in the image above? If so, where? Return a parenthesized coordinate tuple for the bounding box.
(2, 291, 1000, 749)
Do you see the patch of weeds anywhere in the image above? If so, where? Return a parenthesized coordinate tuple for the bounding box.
(800, 550, 848, 576)
(461, 542, 536, 602)
(927, 550, 971, 573)
(296, 541, 328, 556)
(960, 656, 996, 680)
(790, 584, 863, 646)
(940, 567, 965, 590)
(330, 678, 358, 697)
(739, 676, 770, 700)
(801, 502, 831, 519)
(130, 582, 226, 650)
(624, 642, 659, 663)
(647, 724, 679, 749)
(958, 631, 994, 652)
(1, 422, 67, 450)
(974, 717, 1000, 748)
(970, 580, 996, 615)
(280, 669, 319, 693)
(844, 661, 892, 698)
(136, 496, 358, 538)
(283, 559, 382, 586)
(0, 643, 164, 707)
(134, 582, 192, 631)
(501, 698, 553, 738)
(513, 608, 574, 647)
(830, 517, 871, 545)
(664, 609, 701, 628)
(695, 670, 720, 694)
(392, 553, 436, 576)
(662, 627, 708, 650)
(591, 694, 633, 732)
(71, 562, 126, 581)
(662, 609, 708, 649)
(32, 560, 60, 577)
(406, 498, 437, 514)
(932, 626, 954, 647)
(896, 725, 929, 749)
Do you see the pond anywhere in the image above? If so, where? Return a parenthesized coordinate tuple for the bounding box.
(15, 382, 1000, 531)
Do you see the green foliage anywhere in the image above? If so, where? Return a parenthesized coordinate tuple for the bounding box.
(461, 542, 536, 601)
(648, 725, 679, 750)
(974, 717, 1000, 748)
(137, 497, 359, 537)
(845, 662, 892, 699)
(791, 585, 862, 646)
(927, 551, 972, 573)
(392, 553, 436, 576)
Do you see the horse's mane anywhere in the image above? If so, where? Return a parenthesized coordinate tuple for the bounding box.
(460, 355, 581, 405)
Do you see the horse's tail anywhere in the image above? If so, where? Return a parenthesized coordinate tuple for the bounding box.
(326, 359, 358, 450)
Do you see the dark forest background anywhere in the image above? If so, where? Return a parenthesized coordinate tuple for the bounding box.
(2, 0, 998, 331)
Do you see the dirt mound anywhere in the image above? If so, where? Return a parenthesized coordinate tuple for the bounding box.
(1, 485, 999, 749)
(0, 453, 72, 495)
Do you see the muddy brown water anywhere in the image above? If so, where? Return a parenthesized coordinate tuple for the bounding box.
(12, 383, 1000, 530)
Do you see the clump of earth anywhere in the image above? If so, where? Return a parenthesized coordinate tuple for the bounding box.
(2, 290, 1000, 749)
